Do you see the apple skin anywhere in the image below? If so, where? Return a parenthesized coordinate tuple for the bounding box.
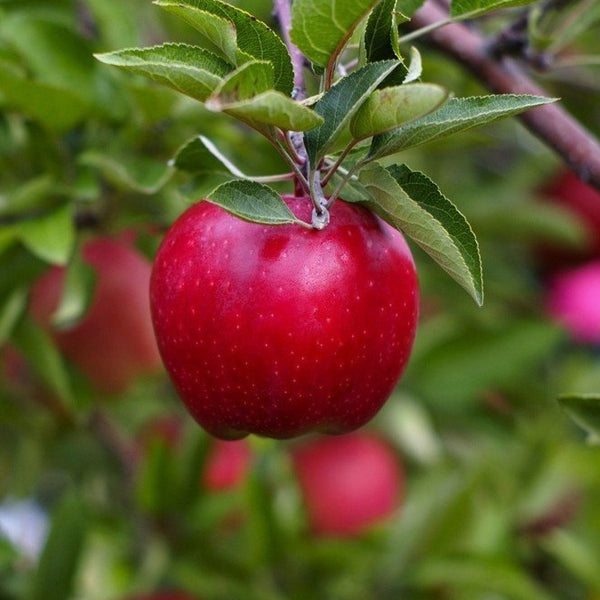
(29, 235, 162, 394)
(291, 432, 404, 537)
(544, 260, 600, 344)
(150, 195, 419, 439)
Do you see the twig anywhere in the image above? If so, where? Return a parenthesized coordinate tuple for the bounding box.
(273, 0, 306, 100)
(409, 0, 600, 190)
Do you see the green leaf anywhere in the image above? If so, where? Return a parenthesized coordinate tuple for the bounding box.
(413, 557, 555, 600)
(155, 0, 294, 95)
(17, 205, 75, 266)
(350, 83, 448, 140)
(403, 46, 423, 83)
(0, 63, 89, 132)
(412, 320, 564, 408)
(397, 0, 426, 18)
(79, 151, 174, 194)
(369, 94, 556, 160)
(0, 16, 97, 103)
(172, 135, 238, 175)
(0, 286, 27, 345)
(12, 316, 75, 406)
(213, 90, 324, 132)
(95, 43, 232, 102)
(154, 2, 239, 63)
(51, 253, 97, 330)
(291, 0, 380, 69)
(209, 59, 274, 103)
(30, 493, 86, 600)
(451, 0, 541, 19)
(205, 180, 302, 225)
(0, 175, 55, 217)
(558, 394, 600, 443)
(305, 60, 399, 165)
(360, 163, 483, 305)
(364, 0, 400, 63)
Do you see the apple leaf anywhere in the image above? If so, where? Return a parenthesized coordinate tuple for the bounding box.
(213, 90, 324, 132)
(16, 204, 75, 266)
(369, 94, 557, 160)
(360, 163, 483, 305)
(558, 394, 600, 443)
(95, 43, 232, 102)
(0, 287, 27, 346)
(208, 60, 274, 103)
(79, 151, 175, 194)
(403, 46, 423, 84)
(30, 492, 86, 600)
(451, 0, 541, 19)
(12, 316, 75, 407)
(350, 83, 448, 140)
(153, 2, 239, 64)
(51, 253, 97, 330)
(154, 0, 293, 95)
(206, 180, 303, 226)
(0, 63, 89, 132)
(172, 135, 239, 175)
(290, 0, 380, 69)
(397, 0, 427, 18)
(305, 60, 399, 165)
(364, 0, 400, 63)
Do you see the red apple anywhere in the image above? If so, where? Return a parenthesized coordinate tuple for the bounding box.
(291, 432, 404, 537)
(150, 195, 419, 439)
(544, 260, 600, 344)
(29, 235, 162, 394)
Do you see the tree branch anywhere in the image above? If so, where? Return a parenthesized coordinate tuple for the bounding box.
(410, 1, 600, 191)
(273, 0, 306, 99)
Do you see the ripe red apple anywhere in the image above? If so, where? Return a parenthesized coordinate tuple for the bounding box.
(150, 195, 419, 439)
(291, 432, 404, 537)
(538, 170, 600, 266)
(29, 235, 162, 394)
(544, 260, 600, 344)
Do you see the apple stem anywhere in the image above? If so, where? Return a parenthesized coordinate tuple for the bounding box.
(309, 169, 330, 229)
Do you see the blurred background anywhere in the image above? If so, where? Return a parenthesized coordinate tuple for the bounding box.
(1, 0, 600, 598)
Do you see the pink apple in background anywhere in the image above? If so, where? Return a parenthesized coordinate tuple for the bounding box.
(545, 260, 600, 344)
(202, 439, 252, 491)
(29, 235, 162, 394)
(291, 432, 404, 537)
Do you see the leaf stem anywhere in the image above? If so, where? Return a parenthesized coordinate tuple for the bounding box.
(397, 17, 454, 44)
(274, 0, 306, 99)
(321, 140, 359, 187)
(326, 158, 366, 209)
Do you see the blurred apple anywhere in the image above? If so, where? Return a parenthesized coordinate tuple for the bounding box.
(29, 235, 162, 394)
(545, 260, 600, 344)
(538, 170, 600, 266)
(291, 432, 404, 537)
(202, 438, 252, 491)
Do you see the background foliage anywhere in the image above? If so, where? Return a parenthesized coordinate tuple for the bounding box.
(1, 0, 600, 598)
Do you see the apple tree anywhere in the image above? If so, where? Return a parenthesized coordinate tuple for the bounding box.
(1, 0, 600, 598)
